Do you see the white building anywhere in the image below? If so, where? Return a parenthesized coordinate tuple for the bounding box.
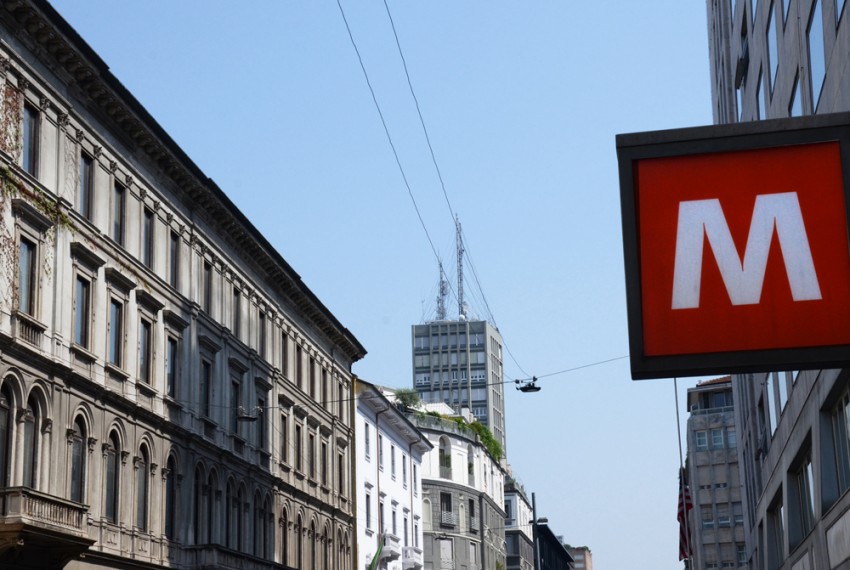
(356, 380, 432, 570)
(410, 405, 506, 570)
(505, 477, 534, 570)
(0, 2, 365, 568)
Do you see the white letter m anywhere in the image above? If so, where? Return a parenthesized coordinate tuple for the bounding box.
(671, 192, 821, 309)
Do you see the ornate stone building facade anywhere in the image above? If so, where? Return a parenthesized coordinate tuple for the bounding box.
(0, 1, 365, 568)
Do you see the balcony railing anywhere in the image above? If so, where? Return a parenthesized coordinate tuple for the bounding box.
(184, 545, 281, 570)
(402, 546, 424, 569)
(441, 511, 457, 527)
(470, 516, 480, 532)
(440, 559, 456, 569)
(0, 486, 88, 536)
(440, 466, 452, 479)
(379, 533, 402, 561)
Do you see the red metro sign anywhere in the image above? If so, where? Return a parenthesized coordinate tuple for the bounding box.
(617, 114, 850, 379)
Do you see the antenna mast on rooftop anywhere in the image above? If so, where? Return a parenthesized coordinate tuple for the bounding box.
(436, 261, 448, 321)
(456, 216, 467, 319)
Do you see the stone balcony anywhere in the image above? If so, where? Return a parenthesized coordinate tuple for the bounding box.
(379, 532, 402, 561)
(183, 544, 285, 570)
(0, 486, 94, 568)
(402, 545, 424, 569)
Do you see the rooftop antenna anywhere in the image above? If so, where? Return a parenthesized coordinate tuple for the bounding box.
(456, 216, 467, 319)
(436, 260, 448, 321)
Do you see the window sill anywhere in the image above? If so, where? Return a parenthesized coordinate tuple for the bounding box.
(70, 343, 97, 364)
(105, 362, 129, 381)
(136, 381, 156, 397)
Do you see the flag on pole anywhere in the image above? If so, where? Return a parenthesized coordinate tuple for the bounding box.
(678, 471, 693, 561)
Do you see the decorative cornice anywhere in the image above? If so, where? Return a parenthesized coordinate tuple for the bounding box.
(4, 0, 366, 361)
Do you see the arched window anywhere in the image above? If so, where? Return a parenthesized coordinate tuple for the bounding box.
(0, 384, 12, 487)
(105, 432, 121, 524)
(263, 494, 273, 559)
(253, 491, 262, 556)
(467, 444, 475, 486)
(439, 437, 452, 479)
(207, 471, 217, 544)
(193, 466, 203, 544)
(22, 396, 40, 488)
(164, 456, 177, 540)
(70, 417, 86, 503)
(226, 481, 236, 549)
(311, 521, 317, 570)
(337, 530, 344, 570)
(281, 509, 289, 565)
(237, 486, 245, 552)
(323, 525, 330, 570)
(295, 516, 303, 568)
(135, 445, 149, 531)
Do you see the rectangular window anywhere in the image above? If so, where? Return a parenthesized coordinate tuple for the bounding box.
(112, 183, 125, 245)
(78, 152, 93, 220)
(309, 357, 316, 398)
(169, 231, 180, 288)
(727, 428, 737, 449)
(338, 452, 345, 496)
(166, 337, 178, 397)
(378, 434, 384, 469)
(833, 387, 850, 493)
(308, 433, 315, 479)
(74, 276, 91, 348)
(808, 0, 825, 110)
(141, 208, 154, 268)
(108, 299, 123, 366)
(138, 318, 152, 383)
(295, 424, 303, 471)
(712, 428, 724, 449)
(365, 492, 372, 529)
(756, 67, 764, 119)
(202, 261, 212, 314)
(702, 508, 715, 529)
(391, 445, 396, 478)
(296, 345, 303, 389)
(200, 360, 211, 417)
(440, 492, 452, 515)
(321, 441, 328, 485)
(258, 311, 266, 358)
(365, 424, 371, 459)
(733, 501, 744, 525)
(402, 455, 408, 487)
(22, 103, 39, 177)
(230, 380, 240, 434)
(788, 452, 815, 551)
(18, 237, 36, 316)
(281, 333, 289, 376)
(767, 494, 785, 570)
(413, 464, 418, 495)
(257, 395, 266, 450)
(232, 287, 241, 337)
(280, 414, 288, 463)
(696, 430, 708, 451)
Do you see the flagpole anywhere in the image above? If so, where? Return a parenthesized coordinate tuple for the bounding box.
(674, 377, 691, 566)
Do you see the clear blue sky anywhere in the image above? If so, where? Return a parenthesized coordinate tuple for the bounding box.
(48, 1, 713, 567)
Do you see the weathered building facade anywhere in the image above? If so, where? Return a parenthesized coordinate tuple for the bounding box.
(0, 1, 365, 568)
